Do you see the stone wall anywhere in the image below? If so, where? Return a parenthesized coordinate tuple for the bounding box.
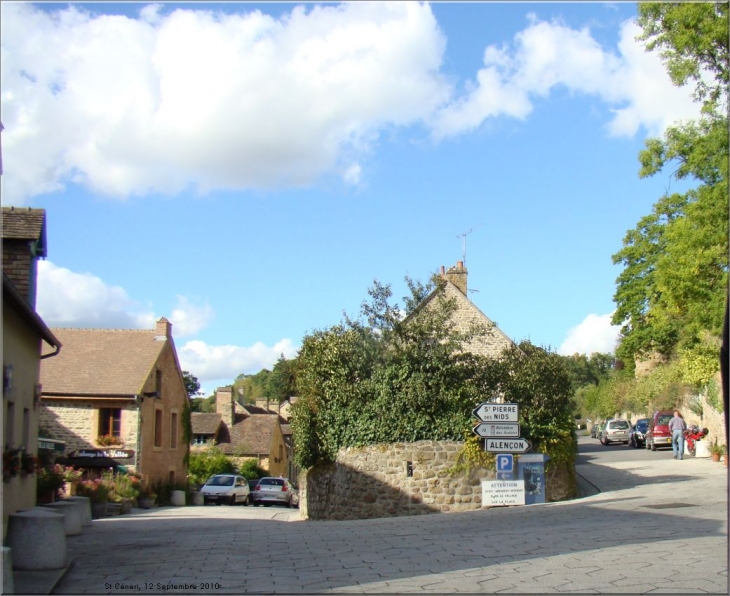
(300, 440, 576, 521)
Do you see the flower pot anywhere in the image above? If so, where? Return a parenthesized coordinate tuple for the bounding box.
(37, 491, 56, 505)
(120, 499, 133, 514)
(711, 453, 721, 462)
(107, 503, 122, 516)
(91, 501, 108, 518)
(138, 497, 156, 509)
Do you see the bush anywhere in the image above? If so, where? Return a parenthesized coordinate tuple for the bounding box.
(187, 447, 236, 488)
(237, 459, 266, 480)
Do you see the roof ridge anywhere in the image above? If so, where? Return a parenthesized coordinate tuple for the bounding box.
(50, 327, 156, 333)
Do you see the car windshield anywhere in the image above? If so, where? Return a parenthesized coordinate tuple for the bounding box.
(259, 478, 285, 486)
(207, 476, 234, 486)
(609, 421, 630, 429)
(636, 420, 649, 430)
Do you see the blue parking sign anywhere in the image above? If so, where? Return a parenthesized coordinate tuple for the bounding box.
(496, 454, 513, 472)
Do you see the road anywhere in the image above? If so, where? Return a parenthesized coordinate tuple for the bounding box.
(50, 435, 727, 594)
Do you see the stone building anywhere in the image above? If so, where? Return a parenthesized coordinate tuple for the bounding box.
(39, 318, 188, 486)
(302, 261, 521, 520)
(2, 207, 62, 537)
(190, 387, 291, 478)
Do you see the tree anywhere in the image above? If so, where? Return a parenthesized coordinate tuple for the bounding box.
(182, 370, 201, 398)
(612, 2, 728, 366)
(268, 354, 298, 405)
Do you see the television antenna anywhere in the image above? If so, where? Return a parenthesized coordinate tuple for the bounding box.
(456, 224, 482, 266)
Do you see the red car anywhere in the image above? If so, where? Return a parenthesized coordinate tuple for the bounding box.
(645, 411, 675, 451)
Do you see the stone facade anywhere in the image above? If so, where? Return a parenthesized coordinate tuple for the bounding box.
(300, 440, 577, 521)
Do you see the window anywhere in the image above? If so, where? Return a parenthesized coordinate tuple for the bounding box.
(192, 434, 210, 446)
(170, 412, 178, 449)
(154, 409, 163, 448)
(5, 401, 15, 447)
(99, 408, 122, 438)
(155, 369, 162, 398)
(22, 408, 30, 448)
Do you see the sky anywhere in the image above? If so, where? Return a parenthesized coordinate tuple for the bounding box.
(1, 1, 702, 398)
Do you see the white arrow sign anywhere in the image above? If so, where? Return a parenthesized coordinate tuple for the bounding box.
(473, 402, 519, 423)
(473, 423, 520, 438)
(484, 438, 532, 453)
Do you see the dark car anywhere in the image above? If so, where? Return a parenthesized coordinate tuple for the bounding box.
(629, 418, 650, 448)
(645, 411, 675, 451)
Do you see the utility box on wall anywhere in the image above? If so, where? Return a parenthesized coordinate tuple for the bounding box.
(517, 453, 550, 505)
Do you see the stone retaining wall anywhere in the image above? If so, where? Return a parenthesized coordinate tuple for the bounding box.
(301, 440, 576, 520)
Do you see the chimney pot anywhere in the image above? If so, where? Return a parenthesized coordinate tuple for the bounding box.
(440, 266, 445, 275)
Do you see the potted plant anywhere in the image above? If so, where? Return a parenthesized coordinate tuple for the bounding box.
(36, 464, 66, 504)
(110, 472, 140, 513)
(708, 442, 724, 462)
(137, 480, 157, 509)
(3, 448, 21, 482)
(78, 477, 111, 517)
(61, 466, 84, 496)
(97, 435, 123, 447)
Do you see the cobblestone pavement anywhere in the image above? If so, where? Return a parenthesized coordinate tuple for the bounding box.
(53, 437, 728, 595)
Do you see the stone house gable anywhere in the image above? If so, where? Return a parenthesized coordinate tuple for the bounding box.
(39, 318, 188, 485)
(2, 206, 47, 308)
(409, 261, 514, 359)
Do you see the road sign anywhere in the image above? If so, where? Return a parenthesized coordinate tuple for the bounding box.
(484, 438, 532, 453)
(496, 454, 513, 472)
(496, 471, 514, 481)
(473, 423, 520, 438)
(473, 402, 519, 423)
(481, 480, 525, 506)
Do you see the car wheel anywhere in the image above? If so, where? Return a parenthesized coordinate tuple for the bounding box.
(204, 498, 209, 506)
(651, 440, 657, 451)
(623, 441, 629, 445)
(689, 444, 696, 457)
(229, 495, 237, 506)
(243, 495, 250, 506)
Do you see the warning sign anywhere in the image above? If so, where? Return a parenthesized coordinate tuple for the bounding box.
(481, 480, 526, 507)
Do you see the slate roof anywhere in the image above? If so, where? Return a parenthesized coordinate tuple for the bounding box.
(41, 327, 167, 396)
(218, 413, 279, 456)
(191, 413, 223, 435)
(2, 207, 47, 256)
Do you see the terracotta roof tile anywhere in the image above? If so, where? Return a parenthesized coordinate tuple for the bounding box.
(40, 327, 167, 395)
(218, 413, 278, 455)
(1, 207, 46, 241)
(191, 413, 223, 435)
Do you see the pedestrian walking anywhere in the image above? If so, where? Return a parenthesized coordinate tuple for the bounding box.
(668, 410, 687, 460)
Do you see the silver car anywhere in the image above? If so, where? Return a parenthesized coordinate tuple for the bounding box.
(601, 419, 631, 445)
(251, 477, 296, 508)
(200, 474, 251, 506)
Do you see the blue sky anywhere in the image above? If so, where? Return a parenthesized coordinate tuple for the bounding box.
(1, 2, 701, 397)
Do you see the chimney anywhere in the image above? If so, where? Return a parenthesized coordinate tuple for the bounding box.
(155, 317, 172, 339)
(444, 261, 467, 295)
(216, 386, 235, 427)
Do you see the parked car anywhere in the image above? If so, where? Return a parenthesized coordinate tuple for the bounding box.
(199, 474, 250, 506)
(601, 419, 631, 445)
(645, 411, 675, 451)
(592, 423, 604, 440)
(628, 418, 650, 448)
(251, 477, 296, 508)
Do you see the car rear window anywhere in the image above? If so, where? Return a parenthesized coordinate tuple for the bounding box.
(609, 421, 630, 429)
(207, 476, 234, 486)
(657, 414, 673, 425)
(259, 478, 285, 486)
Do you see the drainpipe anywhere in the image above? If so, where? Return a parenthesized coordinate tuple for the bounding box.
(135, 395, 142, 474)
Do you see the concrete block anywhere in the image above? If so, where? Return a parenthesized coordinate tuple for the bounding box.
(61, 496, 92, 526)
(2, 547, 14, 594)
(6, 509, 67, 570)
(42, 502, 83, 536)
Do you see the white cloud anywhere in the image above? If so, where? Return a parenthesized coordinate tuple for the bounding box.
(37, 261, 213, 337)
(178, 338, 298, 382)
(0, 2, 449, 204)
(558, 313, 621, 356)
(169, 295, 214, 337)
(431, 17, 700, 139)
(37, 260, 155, 329)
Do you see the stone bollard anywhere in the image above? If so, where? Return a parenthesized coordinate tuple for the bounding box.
(6, 509, 67, 570)
(62, 496, 92, 526)
(2, 547, 14, 594)
(170, 490, 186, 506)
(42, 502, 83, 536)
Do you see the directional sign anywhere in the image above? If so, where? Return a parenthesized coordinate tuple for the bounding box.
(496, 454, 513, 472)
(484, 438, 532, 453)
(473, 402, 519, 423)
(473, 423, 520, 438)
